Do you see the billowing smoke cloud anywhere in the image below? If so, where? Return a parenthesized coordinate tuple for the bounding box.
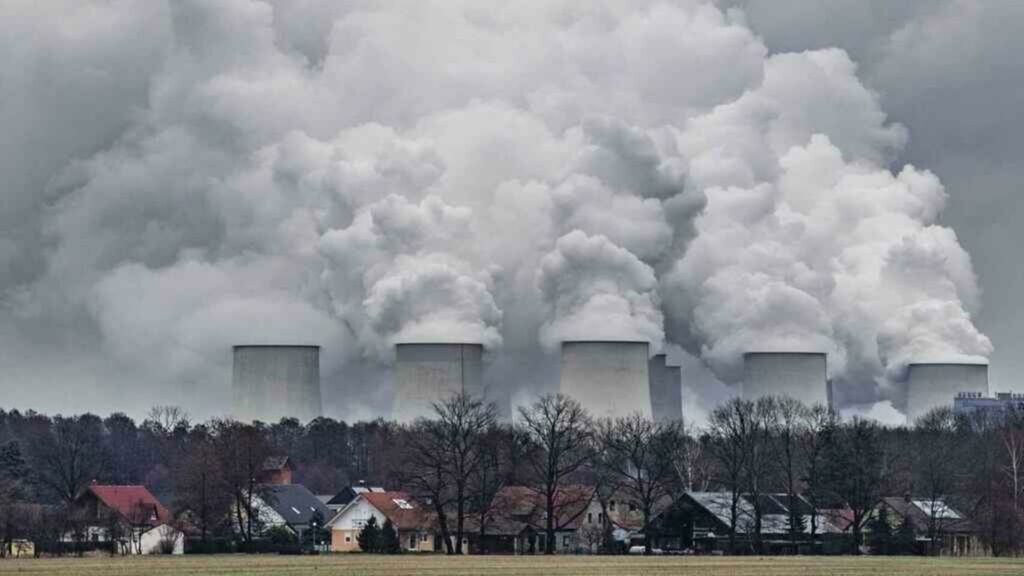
(537, 231, 663, 350)
(320, 194, 502, 359)
(0, 0, 990, 420)
(665, 131, 991, 403)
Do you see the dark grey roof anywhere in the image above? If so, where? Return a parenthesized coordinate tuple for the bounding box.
(326, 485, 386, 507)
(261, 484, 331, 528)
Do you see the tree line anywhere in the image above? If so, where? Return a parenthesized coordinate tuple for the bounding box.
(1, 394, 1023, 556)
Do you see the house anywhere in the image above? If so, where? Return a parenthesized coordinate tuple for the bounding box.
(325, 484, 386, 512)
(874, 496, 988, 556)
(2, 539, 34, 558)
(648, 492, 845, 554)
(257, 456, 295, 485)
(327, 491, 434, 552)
(0, 503, 51, 557)
(481, 485, 596, 554)
(250, 484, 332, 540)
(70, 484, 184, 555)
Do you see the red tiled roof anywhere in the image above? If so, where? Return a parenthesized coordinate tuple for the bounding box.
(362, 491, 431, 531)
(88, 485, 171, 526)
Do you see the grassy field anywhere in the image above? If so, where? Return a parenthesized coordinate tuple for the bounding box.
(0, 555, 1022, 576)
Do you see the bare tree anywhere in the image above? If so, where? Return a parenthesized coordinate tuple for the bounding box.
(913, 407, 964, 554)
(211, 420, 270, 543)
(517, 394, 594, 554)
(706, 398, 754, 553)
(823, 417, 884, 554)
(173, 425, 231, 543)
(674, 426, 709, 493)
(775, 397, 808, 546)
(432, 392, 497, 554)
(28, 414, 108, 504)
(401, 419, 456, 554)
(597, 415, 685, 554)
(745, 396, 779, 554)
(470, 425, 508, 553)
(146, 406, 190, 434)
(1001, 422, 1024, 515)
(798, 403, 837, 546)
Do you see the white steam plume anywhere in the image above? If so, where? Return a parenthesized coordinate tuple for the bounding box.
(537, 231, 664, 351)
(0, 0, 989, 419)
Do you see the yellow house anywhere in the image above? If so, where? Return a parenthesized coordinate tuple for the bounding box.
(327, 491, 434, 552)
(3, 539, 34, 558)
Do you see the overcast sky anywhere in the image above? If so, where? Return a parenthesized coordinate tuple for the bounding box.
(0, 0, 1019, 422)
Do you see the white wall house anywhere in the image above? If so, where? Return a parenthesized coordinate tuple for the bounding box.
(327, 491, 434, 552)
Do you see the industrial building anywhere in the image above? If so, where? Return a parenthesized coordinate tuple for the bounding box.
(560, 341, 651, 420)
(905, 362, 989, 424)
(232, 345, 322, 423)
(953, 391, 1024, 417)
(392, 342, 484, 423)
(742, 352, 829, 407)
(648, 354, 682, 423)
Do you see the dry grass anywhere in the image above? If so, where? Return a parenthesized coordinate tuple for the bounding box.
(0, 555, 1022, 576)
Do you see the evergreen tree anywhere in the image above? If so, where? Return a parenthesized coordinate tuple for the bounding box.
(357, 516, 381, 553)
(381, 517, 401, 554)
(895, 513, 917, 555)
(0, 441, 30, 502)
(266, 525, 298, 552)
(304, 509, 326, 551)
(868, 507, 894, 555)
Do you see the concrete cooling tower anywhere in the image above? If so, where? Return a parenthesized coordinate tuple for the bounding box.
(560, 341, 651, 420)
(232, 345, 322, 423)
(648, 354, 682, 423)
(742, 352, 829, 407)
(906, 362, 989, 424)
(393, 343, 484, 423)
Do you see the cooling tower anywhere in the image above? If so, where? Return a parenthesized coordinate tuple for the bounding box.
(393, 343, 484, 423)
(742, 352, 829, 406)
(648, 354, 683, 423)
(560, 341, 651, 420)
(232, 345, 322, 423)
(906, 362, 989, 424)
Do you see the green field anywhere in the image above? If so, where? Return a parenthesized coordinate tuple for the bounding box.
(0, 555, 1022, 576)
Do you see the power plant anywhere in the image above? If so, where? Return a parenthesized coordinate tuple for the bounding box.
(648, 354, 682, 423)
(392, 343, 484, 423)
(742, 352, 829, 407)
(223, 343, 997, 427)
(232, 345, 322, 423)
(560, 341, 651, 420)
(905, 362, 989, 424)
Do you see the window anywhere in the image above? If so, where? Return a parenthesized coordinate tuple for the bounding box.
(393, 499, 414, 510)
(609, 500, 616, 511)
(587, 512, 593, 524)
(598, 513, 604, 523)
(562, 535, 570, 548)
(410, 535, 416, 549)
(345, 536, 351, 543)
(629, 501, 638, 512)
